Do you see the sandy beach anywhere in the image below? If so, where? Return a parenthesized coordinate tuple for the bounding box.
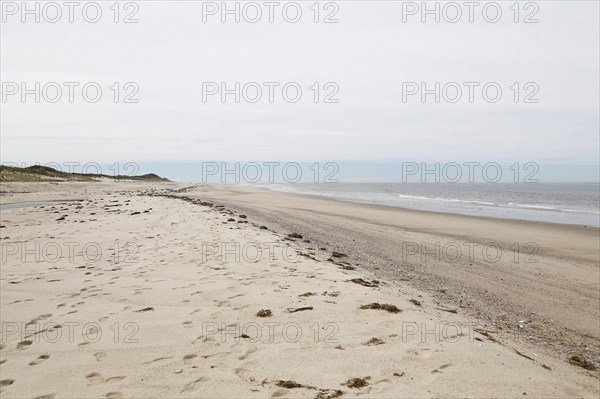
(1, 181, 599, 398)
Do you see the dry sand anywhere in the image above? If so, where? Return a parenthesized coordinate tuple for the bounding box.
(0, 182, 598, 398)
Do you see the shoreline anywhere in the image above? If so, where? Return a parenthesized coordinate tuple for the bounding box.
(252, 183, 600, 228)
(4, 181, 598, 231)
(193, 184, 598, 263)
(250, 184, 600, 231)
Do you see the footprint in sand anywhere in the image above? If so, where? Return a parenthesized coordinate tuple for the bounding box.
(182, 321, 193, 328)
(180, 377, 210, 393)
(85, 372, 105, 385)
(94, 352, 107, 362)
(29, 354, 50, 365)
(238, 347, 258, 361)
(33, 394, 56, 399)
(0, 360, 7, 365)
(234, 367, 255, 381)
(271, 389, 290, 397)
(26, 314, 52, 326)
(431, 363, 453, 374)
(0, 344, 5, 350)
(142, 356, 173, 365)
(106, 376, 127, 383)
(183, 354, 198, 364)
(105, 392, 123, 399)
(0, 379, 15, 392)
(412, 348, 435, 359)
(17, 340, 33, 350)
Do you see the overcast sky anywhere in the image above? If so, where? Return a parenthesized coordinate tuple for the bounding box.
(1, 1, 599, 178)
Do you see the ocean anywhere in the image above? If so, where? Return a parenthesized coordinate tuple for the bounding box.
(262, 183, 600, 227)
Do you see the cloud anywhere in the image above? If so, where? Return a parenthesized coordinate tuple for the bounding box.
(1, 1, 598, 166)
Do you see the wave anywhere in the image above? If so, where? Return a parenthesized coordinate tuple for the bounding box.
(396, 194, 599, 215)
(258, 184, 599, 224)
(506, 202, 599, 215)
(397, 194, 495, 206)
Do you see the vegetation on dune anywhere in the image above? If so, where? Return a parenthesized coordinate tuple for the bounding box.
(0, 165, 169, 182)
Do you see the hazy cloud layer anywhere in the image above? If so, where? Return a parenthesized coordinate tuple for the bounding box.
(1, 1, 598, 168)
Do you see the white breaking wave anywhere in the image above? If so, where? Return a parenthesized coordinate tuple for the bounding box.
(396, 194, 599, 215)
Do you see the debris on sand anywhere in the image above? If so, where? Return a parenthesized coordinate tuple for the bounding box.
(568, 355, 596, 370)
(409, 299, 422, 306)
(513, 349, 534, 360)
(287, 306, 314, 313)
(365, 337, 385, 346)
(475, 328, 497, 342)
(274, 381, 343, 399)
(256, 309, 272, 317)
(343, 377, 370, 388)
(299, 292, 317, 297)
(359, 303, 401, 313)
(315, 389, 344, 399)
(276, 380, 309, 389)
(134, 307, 154, 313)
(436, 307, 457, 314)
(347, 278, 379, 288)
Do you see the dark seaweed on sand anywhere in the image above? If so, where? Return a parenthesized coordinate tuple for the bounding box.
(134, 307, 154, 313)
(256, 309, 272, 317)
(347, 278, 379, 287)
(315, 389, 344, 399)
(569, 355, 596, 370)
(344, 377, 370, 388)
(409, 299, 422, 306)
(287, 306, 314, 313)
(276, 380, 307, 389)
(359, 303, 401, 313)
(274, 381, 343, 399)
(365, 337, 385, 346)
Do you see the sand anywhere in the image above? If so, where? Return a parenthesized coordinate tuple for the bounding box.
(188, 185, 600, 361)
(0, 182, 598, 398)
